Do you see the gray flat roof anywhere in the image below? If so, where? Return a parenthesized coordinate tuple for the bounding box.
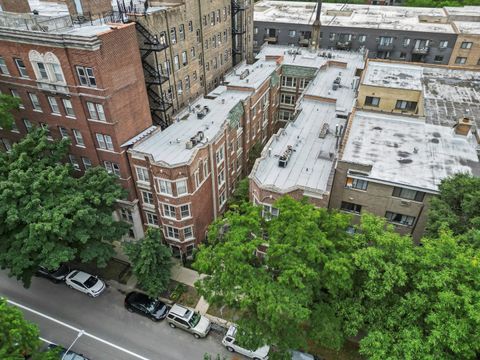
(254, 1, 457, 33)
(454, 21, 480, 34)
(132, 87, 249, 166)
(342, 111, 480, 192)
(362, 62, 423, 91)
(224, 59, 278, 89)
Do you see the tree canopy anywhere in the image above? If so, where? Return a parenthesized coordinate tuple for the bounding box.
(194, 196, 480, 359)
(0, 129, 129, 286)
(0, 94, 20, 130)
(123, 228, 173, 297)
(0, 297, 57, 359)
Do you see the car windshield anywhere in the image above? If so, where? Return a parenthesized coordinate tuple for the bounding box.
(145, 299, 159, 313)
(84, 276, 98, 288)
(189, 312, 201, 327)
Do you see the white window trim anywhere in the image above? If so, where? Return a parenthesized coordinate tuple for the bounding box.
(161, 203, 177, 219)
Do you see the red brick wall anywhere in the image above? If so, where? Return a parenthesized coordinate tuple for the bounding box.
(0, 0, 30, 13)
(65, 0, 112, 16)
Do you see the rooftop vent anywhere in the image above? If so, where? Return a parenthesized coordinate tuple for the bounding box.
(186, 131, 205, 149)
(319, 123, 329, 138)
(240, 69, 250, 80)
(196, 105, 210, 119)
(278, 145, 294, 168)
(454, 117, 473, 136)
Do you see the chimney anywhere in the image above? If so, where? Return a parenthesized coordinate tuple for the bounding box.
(454, 117, 473, 136)
(65, 0, 112, 17)
(0, 0, 31, 13)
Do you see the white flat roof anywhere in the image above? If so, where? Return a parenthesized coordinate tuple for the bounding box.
(362, 62, 423, 90)
(254, 1, 457, 33)
(252, 100, 344, 195)
(453, 21, 480, 34)
(28, 0, 69, 16)
(224, 59, 278, 89)
(342, 111, 480, 192)
(132, 88, 249, 166)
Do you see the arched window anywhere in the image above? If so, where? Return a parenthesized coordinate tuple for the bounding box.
(28, 50, 65, 84)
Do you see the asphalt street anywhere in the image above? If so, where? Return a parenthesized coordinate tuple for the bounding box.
(0, 271, 233, 360)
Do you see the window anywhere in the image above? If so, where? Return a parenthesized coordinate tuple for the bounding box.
(82, 157, 91, 169)
(385, 211, 415, 226)
(15, 59, 28, 77)
(262, 204, 279, 219)
(392, 187, 425, 202)
(329, 33, 336, 41)
(194, 170, 200, 188)
(379, 36, 393, 46)
(0, 57, 9, 75)
(36, 62, 49, 80)
(179, 24, 185, 40)
(72, 129, 84, 146)
(346, 177, 368, 190)
(402, 38, 411, 47)
(48, 96, 60, 114)
(165, 226, 179, 239)
(170, 27, 177, 44)
(182, 51, 188, 66)
(174, 55, 179, 70)
(196, 29, 201, 43)
(340, 201, 362, 214)
(142, 191, 154, 205)
(203, 160, 209, 177)
(217, 169, 225, 186)
(365, 96, 380, 107)
(29, 93, 42, 111)
(40, 123, 52, 139)
(190, 47, 196, 58)
(136, 167, 149, 182)
(358, 35, 366, 43)
(439, 40, 448, 48)
(219, 190, 226, 207)
(176, 179, 188, 196)
(58, 126, 69, 139)
(95, 133, 114, 151)
(158, 179, 173, 195)
(280, 94, 295, 105)
(395, 100, 417, 111)
(120, 208, 133, 222)
(184, 226, 194, 240)
(460, 41, 473, 49)
(10, 89, 23, 108)
(62, 99, 75, 117)
(180, 204, 191, 218)
(10, 121, 18, 132)
(281, 76, 297, 88)
(51, 63, 64, 82)
(76, 66, 96, 87)
(104, 161, 120, 177)
(69, 155, 81, 171)
(288, 30, 296, 38)
(23, 119, 32, 132)
(188, 20, 193, 32)
(193, 71, 197, 81)
(254, 27, 258, 34)
(87, 102, 106, 121)
(455, 57, 467, 64)
(146, 212, 159, 225)
(434, 55, 444, 63)
(216, 147, 224, 164)
(185, 75, 190, 90)
(177, 80, 183, 94)
(211, 11, 215, 25)
(1, 138, 12, 152)
(399, 52, 407, 59)
(163, 204, 176, 218)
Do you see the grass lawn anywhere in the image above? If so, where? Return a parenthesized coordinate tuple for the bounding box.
(160, 280, 200, 307)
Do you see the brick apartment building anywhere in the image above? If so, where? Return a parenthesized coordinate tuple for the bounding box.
(0, 0, 155, 239)
(253, 1, 480, 67)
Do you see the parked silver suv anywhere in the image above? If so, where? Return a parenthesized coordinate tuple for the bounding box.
(166, 304, 211, 338)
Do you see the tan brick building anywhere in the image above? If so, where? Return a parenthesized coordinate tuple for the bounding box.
(0, 9, 154, 239)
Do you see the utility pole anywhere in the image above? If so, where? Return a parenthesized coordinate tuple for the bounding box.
(310, 0, 322, 50)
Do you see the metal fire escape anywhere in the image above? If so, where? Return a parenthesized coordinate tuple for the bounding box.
(135, 21, 172, 129)
(231, 0, 246, 65)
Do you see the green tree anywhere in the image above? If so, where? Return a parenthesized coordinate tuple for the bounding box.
(226, 178, 250, 208)
(426, 173, 480, 238)
(194, 197, 354, 358)
(0, 94, 20, 130)
(123, 228, 173, 297)
(0, 297, 57, 359)
(346, 217, 480, 360)
(0, 129, 129, 286)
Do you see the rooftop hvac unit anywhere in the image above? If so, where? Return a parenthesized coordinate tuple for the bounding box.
(186, 141, 193, 149)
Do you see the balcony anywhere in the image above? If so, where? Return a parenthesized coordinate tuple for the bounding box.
(264, 35, 278, 44)
(412, 46, 429, 55)
(377, 43, 394, 51)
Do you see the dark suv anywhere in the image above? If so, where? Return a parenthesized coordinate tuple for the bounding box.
(35, 264, 70, 283)
(124, 291, 168, 321)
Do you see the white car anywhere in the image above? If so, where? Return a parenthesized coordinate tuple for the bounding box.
(65, 270, 106, 297)
(222, 325, 270, 360)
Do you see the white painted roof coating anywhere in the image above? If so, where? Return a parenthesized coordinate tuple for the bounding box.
(362, 62, 423, 90)
(132, 88, 249, 166)
(342, 111, 480, 192)
(453, 21, 480, 34)
(28, 0, 69, 16)
(254, 1, 457, 33)
(224, 59, 278, 89)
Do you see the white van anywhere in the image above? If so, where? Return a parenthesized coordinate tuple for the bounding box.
(166, 304, 211, 338)
(222, 325, 270, 360)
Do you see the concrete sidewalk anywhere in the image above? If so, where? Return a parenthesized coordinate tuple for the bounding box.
(170, 263, 206, 287)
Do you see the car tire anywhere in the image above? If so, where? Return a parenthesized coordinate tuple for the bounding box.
(169, 323, 176, 328)
(193, 333, 200, 339)
(226, 346, 235, 353)
(87, 293, 94, 298)
(253, 358, 261, 360)
(126, 307, 134, 313)
(67, 284, 73, 289)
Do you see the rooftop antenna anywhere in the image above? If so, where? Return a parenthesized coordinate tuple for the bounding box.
(310, 0, 322, 51)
